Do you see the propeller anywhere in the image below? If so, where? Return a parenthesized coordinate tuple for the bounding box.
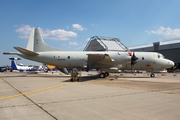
(130, 52, 138, 74)
(131, 52, 138, 65)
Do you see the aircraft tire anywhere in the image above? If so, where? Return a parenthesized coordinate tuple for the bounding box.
(150, 73, 155, 78)
(70, 79, 74, 82)
(105, 72, 109, 77)
(99, 73, 105, 78)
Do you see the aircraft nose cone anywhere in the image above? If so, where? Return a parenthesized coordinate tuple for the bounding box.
(167, 60, 174, 68)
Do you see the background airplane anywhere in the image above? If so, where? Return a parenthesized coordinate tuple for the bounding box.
(10, 57, 33, 72)
(3, 28, 174, 78)
(9, 57, 45, 73)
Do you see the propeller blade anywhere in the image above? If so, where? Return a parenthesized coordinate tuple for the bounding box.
(131, 52, 138, 65)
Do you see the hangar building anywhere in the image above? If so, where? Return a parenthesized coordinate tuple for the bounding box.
(84, 36, 129, 52)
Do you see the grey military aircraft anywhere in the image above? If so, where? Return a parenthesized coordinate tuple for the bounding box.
(3, 28, 174, 78)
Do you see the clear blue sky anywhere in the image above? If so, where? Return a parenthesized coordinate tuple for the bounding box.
(1, 0, 180, 66)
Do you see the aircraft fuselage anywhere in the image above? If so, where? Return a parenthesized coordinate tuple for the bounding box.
(21, 51, 131, 69)
(19, 51, 174, 72)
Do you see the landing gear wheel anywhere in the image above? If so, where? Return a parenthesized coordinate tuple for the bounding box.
(70, 79, 74, 82)
(99, 73, 105, 78)
(105, 72, 109, 77)
(150, 73, 155, 78)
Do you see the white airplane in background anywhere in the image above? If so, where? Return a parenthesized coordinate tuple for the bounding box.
(9, 57, 45, 73)
(3, 28, 174, 78)
(9, 58, 33, 72)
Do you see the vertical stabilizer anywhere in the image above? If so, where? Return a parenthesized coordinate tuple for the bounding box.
(26, 28, 62, 52)
(26, 28, 35, 51)
(11, 61, 18, 70)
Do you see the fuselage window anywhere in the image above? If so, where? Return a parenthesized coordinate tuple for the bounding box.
(68, 56, 70, 59)
(142, 57, 145, 60)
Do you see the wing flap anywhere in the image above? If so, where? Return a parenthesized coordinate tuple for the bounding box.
(87, 54, 114, 67)
(14, 47, 39, 56)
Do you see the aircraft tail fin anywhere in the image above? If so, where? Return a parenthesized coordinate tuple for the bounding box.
(11, 60, 18, 70)
(26, 28, 63, 52)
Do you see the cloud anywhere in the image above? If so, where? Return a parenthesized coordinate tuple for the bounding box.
(42, 29, 77, 40)
(15, 25, 77, 40)
(72, 24, 86, 31)
(69, 42, 78, 46)
(146, 26, 180, 38)
(15, 25, 33, 39)
(90, 24, 97, 27)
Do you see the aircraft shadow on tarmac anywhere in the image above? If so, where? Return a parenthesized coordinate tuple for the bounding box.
(0, 72, 100, 82)
(0, 72, 158, 82)
(62, 73, 153, 82)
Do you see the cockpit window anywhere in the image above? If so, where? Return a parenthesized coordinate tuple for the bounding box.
(158, 54, 165, 59)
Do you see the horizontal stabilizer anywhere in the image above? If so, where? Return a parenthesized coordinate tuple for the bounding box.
(3, 52, 12, 54)
(3, 52, 21, 55)
(14, 47, 39, 56)
(9, 57, 21, 60)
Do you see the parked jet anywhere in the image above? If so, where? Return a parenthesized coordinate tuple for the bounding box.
(3, 28, 174, 78)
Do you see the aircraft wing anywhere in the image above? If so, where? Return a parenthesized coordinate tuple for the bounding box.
(87, 54, 115, 68)
(14, 47, 39, 56)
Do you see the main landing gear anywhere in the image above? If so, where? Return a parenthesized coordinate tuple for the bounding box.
(99, 72, 109, 78)
(70, 69, 80, 82)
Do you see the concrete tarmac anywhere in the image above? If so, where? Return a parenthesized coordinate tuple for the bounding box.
(0, 72, 180, 120)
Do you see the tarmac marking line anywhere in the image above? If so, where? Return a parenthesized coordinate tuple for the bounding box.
(0, 82, 75, 101)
